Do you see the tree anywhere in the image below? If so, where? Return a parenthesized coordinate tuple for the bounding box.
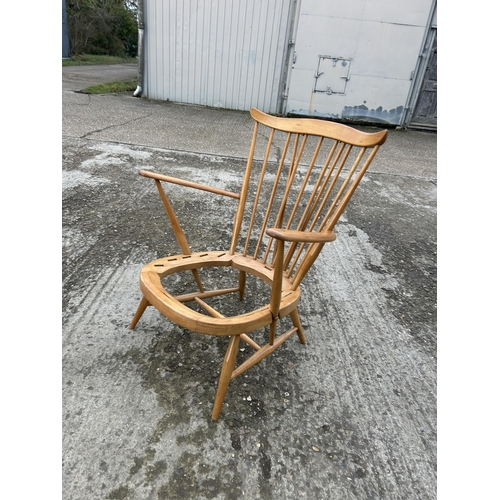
(66, 0, 138, 57)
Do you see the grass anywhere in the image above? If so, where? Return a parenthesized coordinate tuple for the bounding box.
(79, 80, 138, 94)
(62, 54, 137, 66)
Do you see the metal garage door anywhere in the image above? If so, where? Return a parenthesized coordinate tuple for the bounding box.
(143, 0, 294, 114)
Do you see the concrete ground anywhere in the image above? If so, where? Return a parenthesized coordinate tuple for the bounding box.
(62, 64, 437, 499)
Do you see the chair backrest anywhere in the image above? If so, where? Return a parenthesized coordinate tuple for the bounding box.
(230, 108, 388, 289)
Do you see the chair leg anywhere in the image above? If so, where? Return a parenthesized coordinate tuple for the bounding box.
(129, 295, 150, 329)
(212, 335, 240, 420)
(238, 271, 246, 300)
(290, 308, 306, 344)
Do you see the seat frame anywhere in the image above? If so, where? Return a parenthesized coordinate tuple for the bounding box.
(129, 108, 387, 419)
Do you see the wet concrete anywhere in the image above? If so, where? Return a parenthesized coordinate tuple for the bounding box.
(62, 64, 437, 499)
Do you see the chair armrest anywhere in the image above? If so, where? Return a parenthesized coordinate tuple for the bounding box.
(139, 170, 240, 199)
(265, 228, 336, 243)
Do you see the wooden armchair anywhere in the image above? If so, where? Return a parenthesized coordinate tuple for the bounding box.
(130, 108, 388, 419)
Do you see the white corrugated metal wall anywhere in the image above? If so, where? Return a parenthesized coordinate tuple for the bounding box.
(143, 0, 294, 113)
(284, 0, 436, 126)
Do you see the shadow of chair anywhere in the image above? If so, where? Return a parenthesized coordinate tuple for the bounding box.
(129, 108, 388, 419)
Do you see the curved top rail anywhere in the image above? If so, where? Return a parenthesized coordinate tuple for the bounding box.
(250, 108, 388, 147)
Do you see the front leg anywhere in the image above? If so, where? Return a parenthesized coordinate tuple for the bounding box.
(129, 295, 150, 329)
(212, 335, 240, 420)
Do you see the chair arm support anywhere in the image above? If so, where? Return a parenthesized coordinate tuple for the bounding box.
(139, 170, 240, 199)
(265, 228, 336, 243)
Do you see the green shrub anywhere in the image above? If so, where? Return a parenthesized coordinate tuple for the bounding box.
(66, 0, 138, 58)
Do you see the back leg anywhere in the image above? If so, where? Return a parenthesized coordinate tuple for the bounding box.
(238, 270, 247, 300)
(290, 308, 306, 344)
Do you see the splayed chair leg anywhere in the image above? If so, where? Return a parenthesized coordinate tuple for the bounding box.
(212, 335, 240, 420)
(129, 295, 150, 329)
(290, 308, 306, 344)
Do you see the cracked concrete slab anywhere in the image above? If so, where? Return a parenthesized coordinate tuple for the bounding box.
(62, 65, 437, 499)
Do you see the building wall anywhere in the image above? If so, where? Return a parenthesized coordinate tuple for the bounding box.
(143, 0, 436, 127)
(284, 0, 436, 126)
(62, 0, 71, 59)
(143, 0, 294, 113)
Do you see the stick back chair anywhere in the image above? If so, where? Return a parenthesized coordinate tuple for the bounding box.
(130, 108, 388, 419)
